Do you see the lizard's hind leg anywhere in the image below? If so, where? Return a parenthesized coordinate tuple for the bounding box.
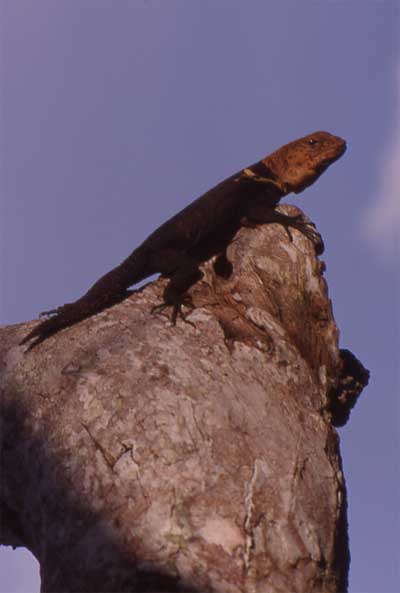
(150, 250, 203, 325)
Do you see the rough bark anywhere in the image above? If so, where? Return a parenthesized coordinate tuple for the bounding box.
(0, 205, 368, 593)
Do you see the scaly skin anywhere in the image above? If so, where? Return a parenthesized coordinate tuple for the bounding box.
(21, 131, 346, 350)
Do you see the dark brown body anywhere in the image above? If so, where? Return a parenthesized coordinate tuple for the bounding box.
(21, 131, 346, 349)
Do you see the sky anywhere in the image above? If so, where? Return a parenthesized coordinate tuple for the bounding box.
(1, 1, 399, 592)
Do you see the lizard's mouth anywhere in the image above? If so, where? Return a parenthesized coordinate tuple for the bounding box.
(293, 165, 332, 194)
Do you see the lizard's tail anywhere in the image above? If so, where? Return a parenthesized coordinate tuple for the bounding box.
(20, 249, 148, 351)
(20, 288, 129, 351)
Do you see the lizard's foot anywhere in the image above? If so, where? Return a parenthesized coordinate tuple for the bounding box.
(39, 308, 60, 318)
(151, 296, 196, 327)
(281, 214, 325, 255)
(39, 302, 74, 318)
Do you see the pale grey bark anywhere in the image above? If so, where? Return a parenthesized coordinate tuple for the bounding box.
(0, 205, 368, 593)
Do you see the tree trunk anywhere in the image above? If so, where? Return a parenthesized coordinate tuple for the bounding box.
(0, 205, 368, 593)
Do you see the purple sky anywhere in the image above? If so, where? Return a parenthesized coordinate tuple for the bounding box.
(2, 2, 399, 592)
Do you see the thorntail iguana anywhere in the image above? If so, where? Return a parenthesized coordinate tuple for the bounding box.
(21, 131, 346, 350)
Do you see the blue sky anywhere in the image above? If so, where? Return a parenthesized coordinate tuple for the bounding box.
(1, 2, 399, 592)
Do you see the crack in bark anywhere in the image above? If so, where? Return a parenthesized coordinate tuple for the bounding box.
(81, 422, 116, 471)
(243, 460, 259, 576)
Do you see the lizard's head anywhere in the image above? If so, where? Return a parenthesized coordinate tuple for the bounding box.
(263, 131, 347, 195)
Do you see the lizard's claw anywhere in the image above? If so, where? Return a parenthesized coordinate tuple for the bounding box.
(301, 225, 324, 255)
(151, 296, 196, 327)
(39, 302, 74, 318)
(281, 214, 324, 255)
(295, 222, 324, 255)
(39, 308, 59, 318)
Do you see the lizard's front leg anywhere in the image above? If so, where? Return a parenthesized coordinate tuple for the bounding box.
(243, 205, 324, 255)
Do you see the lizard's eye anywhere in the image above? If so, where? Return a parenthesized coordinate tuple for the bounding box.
(308, 138, 318, 146)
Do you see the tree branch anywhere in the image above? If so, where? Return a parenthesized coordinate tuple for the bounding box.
(0, 205, 368, 593)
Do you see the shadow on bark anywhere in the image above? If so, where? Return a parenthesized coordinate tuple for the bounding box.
(1, 397, 202, 593)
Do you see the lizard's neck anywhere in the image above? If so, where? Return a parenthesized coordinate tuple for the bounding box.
(242, 161, 289, 196)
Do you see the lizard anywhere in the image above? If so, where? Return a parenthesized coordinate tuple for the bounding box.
(20, 131, 346, 350)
